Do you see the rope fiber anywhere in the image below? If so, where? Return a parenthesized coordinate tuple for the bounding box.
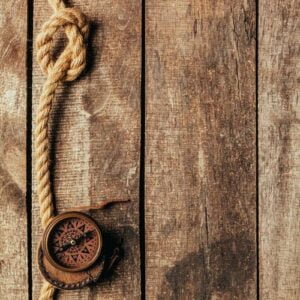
(35, 0, 89, 298)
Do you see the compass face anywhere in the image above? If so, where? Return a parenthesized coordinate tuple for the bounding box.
(42, 212, 102, 272)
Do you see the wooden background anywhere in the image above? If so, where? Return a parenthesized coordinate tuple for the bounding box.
(0, 0, 299, 299)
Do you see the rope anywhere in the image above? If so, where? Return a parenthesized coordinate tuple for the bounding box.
(35, 0, 88, 299)
(39, 281, 56, 300)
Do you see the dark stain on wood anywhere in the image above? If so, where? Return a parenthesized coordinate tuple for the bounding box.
(193, 19, 198, 37)
(208, 234, 256, 294)
(162, 252, 205, 300)
(161, 234, 255, 299)
(0, 166, 24, 209)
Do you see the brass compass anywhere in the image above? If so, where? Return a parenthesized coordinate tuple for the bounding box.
(42, 212, 102, 272)
(38, 212, 109, 290)
(38, 199, 128, 289)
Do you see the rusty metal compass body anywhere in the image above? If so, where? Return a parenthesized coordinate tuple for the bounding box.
(42, 212, 102, 272)
(39, 211, 112, 290)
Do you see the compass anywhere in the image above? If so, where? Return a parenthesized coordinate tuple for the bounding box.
(38, 212, 105, 289)
(38, 208, 123, 289)
(41, 212, 102, 272)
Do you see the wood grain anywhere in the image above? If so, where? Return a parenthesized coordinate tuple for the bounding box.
(259, 0, 300, 299)
(145, 1, 256, 299)
(1, 0, 299, 298)
(0, 0, 28, 299)
(32, 0, 141, 299)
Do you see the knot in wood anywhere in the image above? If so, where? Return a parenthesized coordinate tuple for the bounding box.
(36, 7, 89, 82)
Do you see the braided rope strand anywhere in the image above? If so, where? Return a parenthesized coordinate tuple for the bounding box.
(39, 281, 56, 300)
(35, 0, 88, 299)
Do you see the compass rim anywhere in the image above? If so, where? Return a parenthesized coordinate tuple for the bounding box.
(42, 211, 103, 273)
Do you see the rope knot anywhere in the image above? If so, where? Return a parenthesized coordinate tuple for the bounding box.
(36, 7, 89, 82)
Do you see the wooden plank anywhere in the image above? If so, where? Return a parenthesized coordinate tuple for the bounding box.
(259, 1, 300, 299)
(32, 1, 141, 299)
(0, 0, 28, 299)
(145, 1, 256, 299)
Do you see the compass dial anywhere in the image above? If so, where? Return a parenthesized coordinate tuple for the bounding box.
(42, 212, 102, 272)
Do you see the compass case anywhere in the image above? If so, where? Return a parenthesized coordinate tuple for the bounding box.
(38, 212, 105, 290)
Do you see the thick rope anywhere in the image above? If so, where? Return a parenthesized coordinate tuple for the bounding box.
(39, 281, 56, 300)
(35, 0, 88, 299)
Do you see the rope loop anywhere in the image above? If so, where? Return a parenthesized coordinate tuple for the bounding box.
(36, 7, 89, 82)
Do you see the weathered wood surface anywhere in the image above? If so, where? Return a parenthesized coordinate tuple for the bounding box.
(259, 0, 300, 299)
(1, 0, 300, 299)
(32, 0, 141, 299)
(0, 0, 28, 299)
(145, 1, 257, 299)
